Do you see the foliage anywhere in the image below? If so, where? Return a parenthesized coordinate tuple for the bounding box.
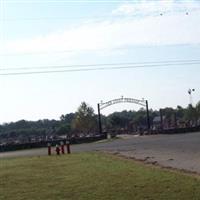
(196, 101, 200, 117)
(184, 104, 198, 123)
(56, 124, 71, 136)
(0, 101, 200, 142)
(72, 102, 97, 134)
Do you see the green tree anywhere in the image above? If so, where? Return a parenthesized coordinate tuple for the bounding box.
(72, 102, 96, 135)
(176, 105, 185, 119)
(184, 104, 198, 126)
(60, 113, 75, 123)
(196, 101, 200, 117)
(196, 101, 200, 125)
(56, 124, 71, 136)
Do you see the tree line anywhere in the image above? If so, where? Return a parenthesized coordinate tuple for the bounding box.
(0, 101, 200, 144)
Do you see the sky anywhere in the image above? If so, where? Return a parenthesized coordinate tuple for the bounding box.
(0, 0, 200, 123)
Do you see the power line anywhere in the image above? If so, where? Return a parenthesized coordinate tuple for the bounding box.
(0, 59, 200, 71)
(0, 11, 193, 22)
(1, 5, 195, 23)
(0, 61, 199, 76)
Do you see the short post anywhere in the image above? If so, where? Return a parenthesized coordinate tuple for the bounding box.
(66, 141, 71, 154)
(47, 143, 51, 156)
(55, 144, 60, 155)
(60, 141, 65, 154)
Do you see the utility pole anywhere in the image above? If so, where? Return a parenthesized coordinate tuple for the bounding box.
(97, 103, 102, 135)
(160, 109, 163, 131)
(146, 100, 150, 133)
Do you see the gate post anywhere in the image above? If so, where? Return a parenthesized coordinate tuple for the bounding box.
(146, 100, 151, 133)
(97, 103, 102, 135)
(160, 109, 163, 131)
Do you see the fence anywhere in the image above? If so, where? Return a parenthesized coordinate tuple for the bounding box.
(151, 126, 200, 134)
(0, 134, 106, 153)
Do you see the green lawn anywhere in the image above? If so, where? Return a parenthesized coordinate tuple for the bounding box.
(0, 153, 200, 200)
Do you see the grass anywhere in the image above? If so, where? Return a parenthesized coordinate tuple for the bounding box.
(1, 153, 200, 200)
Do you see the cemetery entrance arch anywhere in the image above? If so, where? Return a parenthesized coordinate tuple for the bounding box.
(97, 97, 150, 135)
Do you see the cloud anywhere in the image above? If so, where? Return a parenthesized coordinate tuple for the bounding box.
(112, 0, 200, 16)
(1, 2, 200, 57)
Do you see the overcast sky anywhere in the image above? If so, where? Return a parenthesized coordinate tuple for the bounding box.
(0, 0, 200, 123)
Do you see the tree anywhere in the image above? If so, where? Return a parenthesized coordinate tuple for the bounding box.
(60, 113, 75, 123)
(176, 105, 185, 119)
(196, 101, 200, 117)
(132, 108, 147, 128)
(108, 112, 125, 129)
(196, 101, 200, 125)
(72, 102, 96, 135)
(184, 104, 198, 126)
(56, 124, 71, 136)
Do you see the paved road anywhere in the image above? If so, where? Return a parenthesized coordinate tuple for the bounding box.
(1, 132, 200, 173)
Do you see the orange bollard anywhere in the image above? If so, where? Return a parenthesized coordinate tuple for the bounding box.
(55, 144, 60, 155)
(60, 141, 65, 154)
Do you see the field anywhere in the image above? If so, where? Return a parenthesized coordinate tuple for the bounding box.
(1, 152, 200, 200)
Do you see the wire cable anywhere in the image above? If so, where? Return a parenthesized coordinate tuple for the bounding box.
(0, 61, 199, 76)
(0, 59, 200, 71)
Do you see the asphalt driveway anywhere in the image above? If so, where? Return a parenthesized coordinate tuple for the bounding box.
(1, 132, 200, 173)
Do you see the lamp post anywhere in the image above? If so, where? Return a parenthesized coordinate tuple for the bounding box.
(188, 88, 195, 106)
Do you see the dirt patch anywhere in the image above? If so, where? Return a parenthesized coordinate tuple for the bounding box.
(117, 134, 140, 139)
(103, 150, 200, 178)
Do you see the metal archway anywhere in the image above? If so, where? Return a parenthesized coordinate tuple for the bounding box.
(97, 97, 150, 135)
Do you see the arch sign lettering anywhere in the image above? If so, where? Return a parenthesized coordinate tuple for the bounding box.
(97, 96, 150, 135)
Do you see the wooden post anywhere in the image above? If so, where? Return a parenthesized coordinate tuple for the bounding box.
(47, 143, 51, 156)
(66, 141, 71, 154)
